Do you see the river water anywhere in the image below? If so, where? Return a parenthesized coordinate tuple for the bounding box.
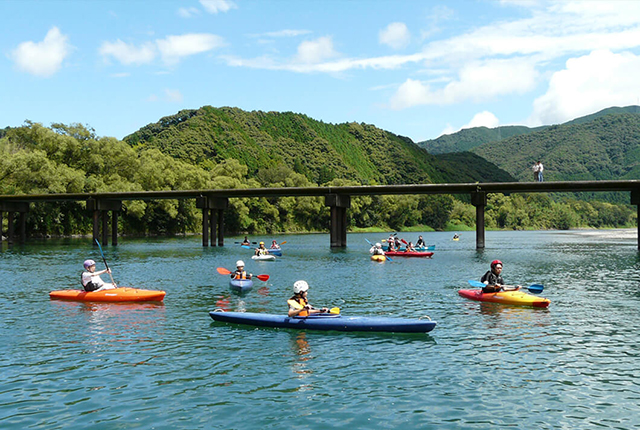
(1, 230, 639, 429)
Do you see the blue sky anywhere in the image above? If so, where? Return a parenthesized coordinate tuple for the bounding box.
(2, 0, 640, 143)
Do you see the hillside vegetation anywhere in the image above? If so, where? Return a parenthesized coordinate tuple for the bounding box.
(123, 106, 514, 185)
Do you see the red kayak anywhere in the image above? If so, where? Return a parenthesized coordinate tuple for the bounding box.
(384, 251, 434, 258)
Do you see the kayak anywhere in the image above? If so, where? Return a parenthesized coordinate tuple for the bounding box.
(229, 278, 254, 293)
(252, 254, 276, 261)
(452, 237, 460, 241)
(209, 311, 437, 333)
(266, 249, 282, 256)
(384, 251, 434, 258)
(383, 245, 435, 251)
(49, 287, 166, 302)
(370, 254, 386, 262)
(458, 289, 550, 308)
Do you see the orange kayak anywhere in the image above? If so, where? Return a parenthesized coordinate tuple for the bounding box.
(49, 287, 166, 302)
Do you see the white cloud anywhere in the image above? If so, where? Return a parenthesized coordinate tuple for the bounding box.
(295, 36, 338, 64)
(10, 27, 72, 77)
(249, 29, 312, 38)
(178, 7, 201, 18)
(156, 33, 226, 64)
(165, 89, 184, 103)
(530, 49, 640, 125)
(200, 0, 236, 14)
(379, 22, 410, 50)
(99, 40, 156, 65)
(389, 58, 538, 109)
(463, 111, 500, 129)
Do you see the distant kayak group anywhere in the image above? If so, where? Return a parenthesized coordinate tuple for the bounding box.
(48, 236, 550, 334)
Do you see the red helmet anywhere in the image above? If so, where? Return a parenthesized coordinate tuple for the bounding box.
(491, 260, 503, 268)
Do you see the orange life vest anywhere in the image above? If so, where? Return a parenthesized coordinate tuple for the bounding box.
(233, 270, 248, 280)
(287, 296, 309, 317)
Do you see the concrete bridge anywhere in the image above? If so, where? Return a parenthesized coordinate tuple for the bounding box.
(1, 180, 639, 249)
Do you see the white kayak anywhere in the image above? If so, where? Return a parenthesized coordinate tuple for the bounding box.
(252, 254, 276, 261)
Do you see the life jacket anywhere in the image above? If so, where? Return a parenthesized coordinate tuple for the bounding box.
(233, 270, 248, 280)
(287, 296, 309, 317)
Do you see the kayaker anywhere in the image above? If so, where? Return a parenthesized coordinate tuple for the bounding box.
(241, 236, 251, 246)
(416, 235, 425, 247)
(81, 259, 116, 292)
(270, 240, 281, 249)
(255, 242, 268, 256)
(287, 280, 328, 317)
(480, 260, 520, 293)
(370, 242, 385, 255)
(231, 260, 252, 280)
(405, 242, 416, 252)
(453, 233, 460, 240)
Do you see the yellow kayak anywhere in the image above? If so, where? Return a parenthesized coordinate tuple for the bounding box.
(370, 254, 386, 262)
(458, 289, 550, 308)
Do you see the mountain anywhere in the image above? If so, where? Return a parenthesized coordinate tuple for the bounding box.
(471, 113, 640, 185)
(124, 106, 516, 185)
(418, 105, 640, 155)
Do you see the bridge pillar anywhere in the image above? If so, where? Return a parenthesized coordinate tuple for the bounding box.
(197, 197, 228, 246)
(0, 202, 29, 244)
(471, 191, 487, 250)
(631, 190, 640, 250)
(87, 199, 122, 246)
(325, 194, 350, 248)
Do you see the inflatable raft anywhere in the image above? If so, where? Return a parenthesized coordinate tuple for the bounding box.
(384, 251, 434, 258)
(49, 287, 166, 302)
(209, 311, 436, 333)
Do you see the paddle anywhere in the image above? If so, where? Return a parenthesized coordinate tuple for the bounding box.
(364, 238, 392, 261)
(235, 241, 258, 245)
(94, 238, 118, 287)
(216, 267, 269, 282)
(329, 307, 340, 314)
(467, 280, 544, 294)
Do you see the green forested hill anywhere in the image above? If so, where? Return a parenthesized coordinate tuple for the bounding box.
(418, 125, 545, 154)
(471, 113, 640, 183)
(417, 105, 640, 155)
(124, 106, 515, 185)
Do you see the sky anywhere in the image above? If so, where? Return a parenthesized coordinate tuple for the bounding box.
(2, 0, 640, 143)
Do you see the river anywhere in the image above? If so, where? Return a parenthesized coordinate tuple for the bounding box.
(1, 230, 639, 429)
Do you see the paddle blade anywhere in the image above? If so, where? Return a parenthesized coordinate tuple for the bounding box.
(280, 241, 287, 245)
(401, 239, 408, 245)
(256, 274, 270, 282)
(329, 307, 340, 314)
(217, 267, 231, 275)
(468, 280, 485, 288)
(527, 284, 544, 294)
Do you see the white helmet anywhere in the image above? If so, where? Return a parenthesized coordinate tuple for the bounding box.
(293, 280, 309, 294)
(236, 260, 245, 267)
(375, 243, 381, 248)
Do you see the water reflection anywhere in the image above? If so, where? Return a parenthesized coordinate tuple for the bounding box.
(289, 332, 314, 391)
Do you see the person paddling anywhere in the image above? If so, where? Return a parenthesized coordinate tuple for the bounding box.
(270, 240, 281, 249)
(81, 259, 116, 292)
(480, 260, 520, 293)
(405, 241, 416, 252)
(416, 235, 425, 247)
(255, 241, 268, 256)
(287, 280, 328, 317)
(231, 260, 252, 280)
(241, 236, 251, 246)
(370, 242, 385, 256)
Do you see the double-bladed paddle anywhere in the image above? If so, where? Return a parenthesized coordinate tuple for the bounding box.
(95, 239, 118, 287)
(467, 279, 544, 294)
(217, 267, 270, 282)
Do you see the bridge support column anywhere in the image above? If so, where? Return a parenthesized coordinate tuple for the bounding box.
(471, 191, 487, 250)
(197, 196, 228, 246)
(631, 190, 640, 250)
(88, 199, 122, 246)
(325, 194, 350, 248)
(0, 202, 29, 244)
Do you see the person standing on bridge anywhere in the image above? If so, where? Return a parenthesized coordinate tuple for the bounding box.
(532, 161, 540, 181)
(537, 161, 544, 182)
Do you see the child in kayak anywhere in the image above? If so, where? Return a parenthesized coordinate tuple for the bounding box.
(370, 242, 385, 256)
(416, 235, 425, 247)
(241, 236, 251, 246)
(287, 280, 328, 317)
(270, 240, 281, 249)
(255, 242, 268, 256)
(231, 260, 252, 280)
(81, 259, 116, 292)
(405, 242, 416, 252)
(480, 260, 520, 293)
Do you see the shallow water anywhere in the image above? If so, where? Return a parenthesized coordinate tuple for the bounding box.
(1, 231, 639, 429)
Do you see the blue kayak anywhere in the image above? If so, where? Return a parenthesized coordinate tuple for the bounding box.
(209, 311, 436, 333)
(266, 249, 282, 256)
(229, 278, 254, 293)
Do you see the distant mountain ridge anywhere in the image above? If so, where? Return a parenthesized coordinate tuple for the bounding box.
(124, 106, 516, 186)
(418, 105, 640, 154)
